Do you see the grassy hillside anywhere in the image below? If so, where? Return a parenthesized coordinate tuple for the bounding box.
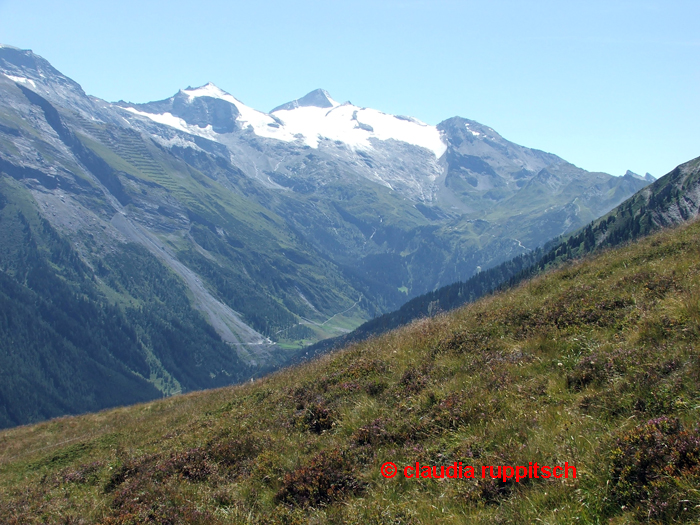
(1, 219, 699, 523)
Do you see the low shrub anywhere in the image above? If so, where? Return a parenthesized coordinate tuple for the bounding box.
(609, 416, 700, 521)
(55, 461, 103, 485)
(293, 402, 336, 434)
(275, 448, 364, 508)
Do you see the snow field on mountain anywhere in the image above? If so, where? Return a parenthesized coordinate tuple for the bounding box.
(182, 84, 300, 142)
(272, 103, 447, 158)
(129, 82, 447, 158)
(3, 74, 37, 88)
(123, 106, 219, 139)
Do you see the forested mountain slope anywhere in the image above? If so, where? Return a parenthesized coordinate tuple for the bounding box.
(0, 177, 255, 428)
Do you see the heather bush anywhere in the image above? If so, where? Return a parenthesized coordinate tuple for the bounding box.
(609, 416, 700, 521)
(293, 402, 336, 433)
(275, 448, 364, 508)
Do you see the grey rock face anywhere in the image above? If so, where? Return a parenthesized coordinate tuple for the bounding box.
(271, 88, 337, 112)
(121, 86, 241, 134)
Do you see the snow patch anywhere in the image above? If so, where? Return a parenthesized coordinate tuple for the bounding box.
(317, 90, 339, 107)
(273, 104, 447, 158)
(182, 82, 236, 102)
(5, 74, 37, 88)
(123, 107, 219, 140)
(152, 134, 204, 152)
(465, 123, 481, 137)
(182, 83, 299, 142)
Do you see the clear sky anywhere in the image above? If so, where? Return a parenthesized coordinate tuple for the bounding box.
(0, 0, 698, 177)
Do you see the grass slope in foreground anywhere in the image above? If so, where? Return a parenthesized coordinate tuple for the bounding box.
(1, 220, 700, 524)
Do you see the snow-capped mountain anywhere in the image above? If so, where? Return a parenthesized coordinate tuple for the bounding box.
(117, 84, 449, 200)
(271, 89, 446, 157)
(122, 84, 446, 157)
(0, 45, 653, 426)
(122, 83, 294, 140)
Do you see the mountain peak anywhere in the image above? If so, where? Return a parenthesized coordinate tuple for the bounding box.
(181, 82, 232, 101)
(270, 88, 339, 113)
(0, 45, 50, 71)
(0, 44, 87, 100)
(624, 170, 655, 182)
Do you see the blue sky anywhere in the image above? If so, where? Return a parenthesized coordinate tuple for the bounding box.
(0, 0, 698, 177)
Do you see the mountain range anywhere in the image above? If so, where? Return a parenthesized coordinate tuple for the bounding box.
(0, 44, 652, 427)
